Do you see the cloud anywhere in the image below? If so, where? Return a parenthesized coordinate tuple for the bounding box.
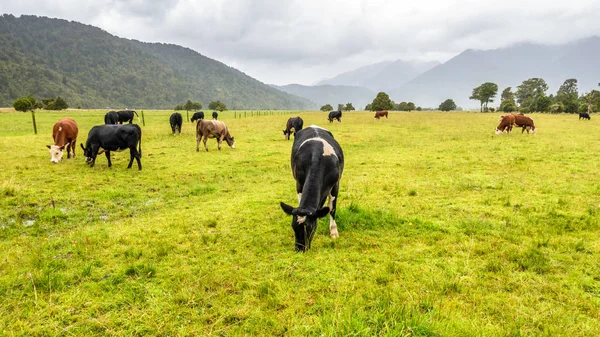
(2, 0, 600, 84)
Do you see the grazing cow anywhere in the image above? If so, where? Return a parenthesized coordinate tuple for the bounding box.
(495, 114, 516, 134)
(283, 116, 304, 140)
(116, 110, 139, 124)
(280, 125, 344, 252)
(191, 111, 205, 122)
(328, 110, 342, 123)
(513, 114, 536, 134)
(196, 120, 235, 152)
(47, 118, 78, 163)
(170, 112, 183, 135)
(579, 112, 591, 120)
(374, 110, 388, 119)
(212, 111, 219, 120)
(80, 124, 142, 170)
(104, 111, 119, 124)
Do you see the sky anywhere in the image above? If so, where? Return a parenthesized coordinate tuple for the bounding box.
(2, 0, 600, 85)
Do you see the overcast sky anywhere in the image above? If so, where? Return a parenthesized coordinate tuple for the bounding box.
(2, 0, 600, 85)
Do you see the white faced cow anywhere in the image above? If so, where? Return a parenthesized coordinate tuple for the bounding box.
(280, 125, 344, 252)
(47, 118, 79, 163)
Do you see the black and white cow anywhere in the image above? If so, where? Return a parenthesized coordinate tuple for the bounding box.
(170, 112, 183, 134)
(280, 125, 344, 252)
(283, 116, 304, 140)
(116, 110, 139, 124)
(104, 111, 119, 124)
(212, 111, 219, 120)
(80, 124, 142, 170)
(191, 111, 205, 123)
(328, 110, 342, 123)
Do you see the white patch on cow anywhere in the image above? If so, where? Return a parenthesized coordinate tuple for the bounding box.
(299, 137, 337, 157)
(58, 126, 62, 132)
(308, 125, 329, 132)
(328, 194, 338, 238)
(49, 145, 64, 163)
(297, 193, 302, 203)
(297, 216, 306, 224)
(495, 129, 502, 135)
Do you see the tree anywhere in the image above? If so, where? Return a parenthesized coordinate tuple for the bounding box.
(516, 78, 548, 112)
(364, 103, 373, 111)
(370, 92, 393, 111)
(535, 95, 552, 112)
(499, 100, 518, 112)
(406, 102, 416, 112)
(174, 105, 183, 110)
(470, 82, 498, 112)
(337, 104, 344, 111)
(44, 96, 68, 110)
(438, 99, 457, 112)
(557, 78, 579, 113)
(13, 95, 40, 112)
(416, 106, 422, 111)
(343, 103, 355, 111)
(209, 100, 227, 111)
(184, 100, 202, 111)
(320, 104, 333, 112)
(191, 102, 202, 110)
(501, 87, 515, 103)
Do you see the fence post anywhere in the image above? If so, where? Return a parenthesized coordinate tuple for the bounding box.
(142, 111, 146, 126)
(235, 111, 236, 118)
(31, 110, 37, 135)
(186, 111, 189, 122)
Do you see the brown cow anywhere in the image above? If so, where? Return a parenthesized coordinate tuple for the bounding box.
(495, 114, 515, 134)
(46, 118, 78, 163)
(374, 110, 388, 119)
(196, 120, 235, 152)
(513, 114, 536, 134)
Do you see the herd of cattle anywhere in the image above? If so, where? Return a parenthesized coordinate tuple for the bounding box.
(44, 109, 593, 251)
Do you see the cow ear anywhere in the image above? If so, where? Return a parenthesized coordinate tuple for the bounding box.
(315, 207, 330, 218)
(46, 145, 51, 149)
(80, 143, 85, 151)
(280, 202, 295, 216)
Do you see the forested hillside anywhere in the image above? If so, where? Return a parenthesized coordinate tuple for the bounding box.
(0, 14, 313, 109)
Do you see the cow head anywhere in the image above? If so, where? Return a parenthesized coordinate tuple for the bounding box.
(225, 136, 235, 149)
(80, 143, 94, 164)
(495, 128, 503, 135)
(280, 202, 330, 252)
(46, 143, 68, 163)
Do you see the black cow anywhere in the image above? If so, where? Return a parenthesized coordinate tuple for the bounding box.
(283, 116, 304, 140)
(104, 111, 119, 124)
(212, 111, 219, 120)
(191, 111, 205, 123)
(116, 110, 139, 124)
(280, 126, 344, 252)
(170, 112, 183, 135)
(579, 112, 591, 120)
(328, 110, 342, 123)
(80, 124, 142, 170)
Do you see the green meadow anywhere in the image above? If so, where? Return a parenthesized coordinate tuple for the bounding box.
(0, 110, 599, 336)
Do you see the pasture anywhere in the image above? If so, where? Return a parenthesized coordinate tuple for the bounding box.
(0, 110, 599, 336)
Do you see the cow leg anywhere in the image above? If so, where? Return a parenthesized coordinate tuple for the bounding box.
(196, 133, 201, 152)
(127, 148, 134, 169)
(328, 183, 339, 239)
(218, 135, 224, 150)
(129, 148, 142, 170)
(105, 151, 112, 168)
(203, 136, 209, 152)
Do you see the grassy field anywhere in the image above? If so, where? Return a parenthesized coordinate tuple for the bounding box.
(1, 109, 599, 336)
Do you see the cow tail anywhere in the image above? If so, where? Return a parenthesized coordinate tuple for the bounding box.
(138, 127, 142, 157)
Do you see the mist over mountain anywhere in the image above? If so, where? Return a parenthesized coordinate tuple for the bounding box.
(0, 14, 313, 109)
(272, 84, 375, 110)
(391, 37, 600, 109)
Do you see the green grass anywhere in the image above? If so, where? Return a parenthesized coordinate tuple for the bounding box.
(1, 110, 599, 336)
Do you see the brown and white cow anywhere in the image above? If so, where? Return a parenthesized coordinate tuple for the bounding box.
(46, 118, 79, 163)
(196, 120, 235, 152)
(495, 114, 515, 134)
(513, 114, 536, 134)
(374, 110, 388, 119)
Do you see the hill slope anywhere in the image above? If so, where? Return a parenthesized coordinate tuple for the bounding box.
(272, 84, 375, 110)
(391, 38, 600, 109)
(0, 14, 313, 109)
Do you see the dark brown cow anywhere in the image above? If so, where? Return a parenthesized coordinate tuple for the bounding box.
(495, 114, 515, 134)
(513, 114, 536, 134)
(374, 110, 388, 119)
(196, 120, 235, 151)
(46, 118, 79, 163)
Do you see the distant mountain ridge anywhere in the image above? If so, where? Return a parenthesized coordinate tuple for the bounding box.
(0, 14, 313, 109)
(318, 59, 440, 92)
(272, 84, 375, 110)
(391, 37, 600, 108)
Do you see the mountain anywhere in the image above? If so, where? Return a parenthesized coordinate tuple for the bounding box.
(273, 84, 375, 110)
(318, 59, 440, 92)
(0, 14, 313, 109)
(391, 38, 600, 109)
